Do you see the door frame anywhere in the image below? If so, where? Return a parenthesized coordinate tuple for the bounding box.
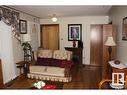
(40, 24, 60, 49)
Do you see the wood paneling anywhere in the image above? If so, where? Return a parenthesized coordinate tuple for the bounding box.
(40, 24, 59, 50)
(102, 25, 116, 79)
(0, 59, 3, 88)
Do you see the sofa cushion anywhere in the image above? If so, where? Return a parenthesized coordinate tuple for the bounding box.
(29, 66, 65, 77)
(36, 58, 61, 67)
(38, 50, 53, 58)
(53, 50, 72, 60)
(60, 60, 74, 68)
(36, 58, 52, 66)
(36, 58, 73, 68)
(50, 59, 62, 67)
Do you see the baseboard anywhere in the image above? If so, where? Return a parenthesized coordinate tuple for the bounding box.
(84, 64, 102, 67)
(4, 75, 19, 87)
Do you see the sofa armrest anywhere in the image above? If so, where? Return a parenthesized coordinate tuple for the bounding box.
(64, 67, 71, 77)
(60, 60, 74, 68)
(29, 60, 37, 66)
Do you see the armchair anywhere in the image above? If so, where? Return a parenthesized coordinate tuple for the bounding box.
(99, 75, 127, 89)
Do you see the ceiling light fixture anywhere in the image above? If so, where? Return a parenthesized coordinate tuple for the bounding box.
(51, 14, 57, 22)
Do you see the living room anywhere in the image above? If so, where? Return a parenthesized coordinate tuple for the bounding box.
(0, 4, 127, 91)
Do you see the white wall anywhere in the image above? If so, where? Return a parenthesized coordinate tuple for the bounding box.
(109, 6, 127, 65)
(0, 21, 16, 83)
(12, 12, 40, 77)
(0, 13, 40, 83)
(13, 12, 40, 63)
(0, 11, 40, 83)
(40, 16, 109, 65)
(28, 21, 40, 51)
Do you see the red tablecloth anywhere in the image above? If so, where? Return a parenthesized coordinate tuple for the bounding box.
(42, 84, 57, 89)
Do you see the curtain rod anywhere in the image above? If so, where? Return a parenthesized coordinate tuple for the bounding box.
(2, 5, 40, 19)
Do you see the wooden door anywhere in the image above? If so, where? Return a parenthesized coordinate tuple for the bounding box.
(90, 25, 103, 66)
(0, 59, 3, 88)
(41, 24, 59, 50)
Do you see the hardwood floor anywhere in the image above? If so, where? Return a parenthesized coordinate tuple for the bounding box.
(63, 65, 102, 89)
(4, 65, 102, 89)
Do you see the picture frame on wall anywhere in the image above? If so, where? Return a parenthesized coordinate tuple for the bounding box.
(19, 20, 27, 34)
(122, 17, 127, 40)
(68, 24, 82, 41)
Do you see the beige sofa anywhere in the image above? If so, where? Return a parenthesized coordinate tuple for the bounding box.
(27, 49, 73, 82)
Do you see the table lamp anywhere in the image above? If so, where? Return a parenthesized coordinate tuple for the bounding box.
(104, 36, 116, 61)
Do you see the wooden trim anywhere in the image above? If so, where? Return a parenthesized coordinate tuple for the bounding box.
(40, 25, 43, 48)
(4, 76, 19, 88)
(57, 24, 60, 49)
(0, 59, 4, 88)
(85, 64, 102, 67)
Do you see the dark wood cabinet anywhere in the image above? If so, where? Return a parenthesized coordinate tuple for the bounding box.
(0, 59, 3, 88)
(112, 67, 127, 79)
(65, 47, 83, 65)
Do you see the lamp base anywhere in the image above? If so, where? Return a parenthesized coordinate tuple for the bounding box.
(22, 42, 32, 62)
(108, 46, 112, 61)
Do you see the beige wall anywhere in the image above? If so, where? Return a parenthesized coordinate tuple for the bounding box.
(0, 11, 40, 83)
(109, 6, 127, 65)
(12, 12, 40, 78)
(40, 16, 109, 65)
(13, 12, 40, 63)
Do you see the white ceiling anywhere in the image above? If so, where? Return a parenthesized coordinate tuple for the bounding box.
(9, 5, 112, 19)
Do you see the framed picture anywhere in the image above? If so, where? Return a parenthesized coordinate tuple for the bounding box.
(68, 24, 82, 41)
(122, 17, 127, 40)
(19, 20, 27, 34)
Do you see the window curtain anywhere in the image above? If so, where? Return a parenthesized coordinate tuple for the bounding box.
(0, 7, 20, 41)
(0, 21, 16, 83)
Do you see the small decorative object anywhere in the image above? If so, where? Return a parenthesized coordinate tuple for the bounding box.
(114, 60, 120, 65)
(68, 24, 82, 41)
(34, 81, 45, 89)
(19, 20, 27, 34)
(73, 40, 76, 47)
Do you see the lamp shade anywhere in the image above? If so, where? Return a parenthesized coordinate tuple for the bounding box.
(104, 36, 116, 46)
(22, 34, 31, 42)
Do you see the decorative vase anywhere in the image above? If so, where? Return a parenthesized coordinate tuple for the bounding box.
(73, 41, 76, 47)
